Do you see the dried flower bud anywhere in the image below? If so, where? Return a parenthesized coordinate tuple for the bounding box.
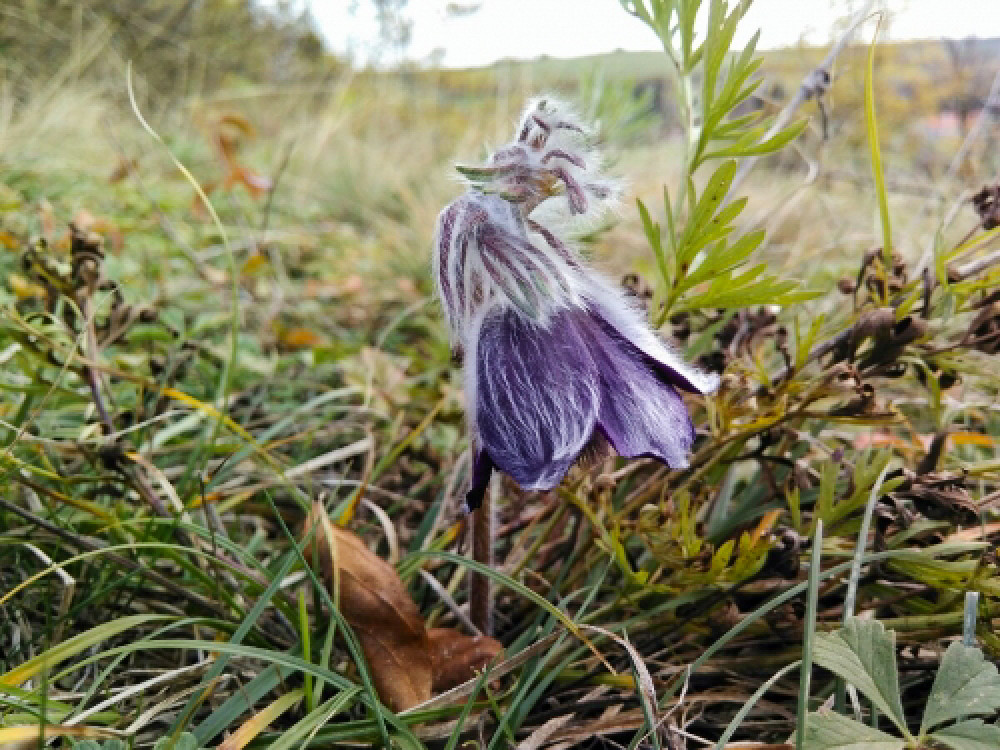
(837, 277, 858, 295)
(972, 184, 1000, 230)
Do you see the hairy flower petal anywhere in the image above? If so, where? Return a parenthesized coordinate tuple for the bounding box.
(473, 306, 599, 491)
(584, 313, 696, 468)
(433, 97, 717, 506)
(581, 274, 720, 395)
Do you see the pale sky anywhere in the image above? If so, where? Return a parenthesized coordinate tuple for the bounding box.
(296, 1, 1000, 68)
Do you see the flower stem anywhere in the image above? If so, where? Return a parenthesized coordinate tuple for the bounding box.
(470, 478, 494, 635)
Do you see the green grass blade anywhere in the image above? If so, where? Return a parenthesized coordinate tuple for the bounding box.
(865, 17, 893, 260)
(797, 519, 823, 750)
(174, 548, 298, 736)
(268, 688, 362, 750)
(298, 590, 314, 712)
(716, 660, 801, 749)
(658, 548, 934, 708)
(192, 665, 294, 746)
(1, 614, 170, 687)
(838, 460, 891, 712)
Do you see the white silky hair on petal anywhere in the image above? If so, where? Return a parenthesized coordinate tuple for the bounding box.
(431, 201, 459, 336)
(435, 191, 583, 348)
(463, 306, 486, 436)
(456, 95, 617, 223)
(473, 308, 600, 490)
(529, 99, 618, 220)
(434, 96, 711, 392)
(527, 175, 625, 240)
(579, 271, 721, 395)
(516, 95, 594, 144)
(604, 373, 693, 468)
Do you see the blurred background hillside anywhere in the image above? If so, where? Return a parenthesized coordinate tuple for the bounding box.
(3, 1, 998, 292)
(3, 1, 997, 241)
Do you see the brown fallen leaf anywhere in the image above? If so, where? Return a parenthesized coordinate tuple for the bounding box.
(428, 627, 503, 692)
(303, 503, 431, 712)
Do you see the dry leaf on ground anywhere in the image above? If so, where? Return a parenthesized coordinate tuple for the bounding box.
(428, 627, 504, 692)
(303, 502, 431, 711)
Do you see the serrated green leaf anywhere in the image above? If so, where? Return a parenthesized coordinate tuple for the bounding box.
(680, 160, 736, 250)
(672, 210, 741, 266)
(796, 313, 825, 369)
(637, 197, 660, 253)
(703, 118, 808, 160)
(678, 259, 816, 312)
(662, 184, 678, 252)
(700, 0, 722, 95)
(712, 112, 762, 140)
(697, 228, 765, 277)
(920, 642, 1000, 733)
(699, 28, 762, 151)
(701, 0, 734, 115)
(679, 0, 700, 65)
(801, 710, 904, 750)
(812, 618, 910, 739)
(638, 197, 670, 288)
(715, 35, 761, 114)
(930, 719, 1000, 750)
(696, 194, 748, 237)
(674, 233, 762, 295)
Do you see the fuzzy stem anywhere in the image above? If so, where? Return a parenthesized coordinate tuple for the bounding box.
(470, 478, 495, 635)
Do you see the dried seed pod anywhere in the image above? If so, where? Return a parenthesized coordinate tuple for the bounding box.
(916, 431, 948, 475)
(966, 302, 1000, 354)
(858, 315, 927, 370)
(915, 363, 959, 390)
(837, 277, 857, 295)
(972, 183, 1000, 230)
(892, 471, 979, 524)
(829, 382, 876, 416)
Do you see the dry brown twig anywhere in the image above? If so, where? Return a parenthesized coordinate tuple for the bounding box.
(724, 0, 876, 204)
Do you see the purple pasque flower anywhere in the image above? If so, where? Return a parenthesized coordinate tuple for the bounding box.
(432, 97, 719, 511)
